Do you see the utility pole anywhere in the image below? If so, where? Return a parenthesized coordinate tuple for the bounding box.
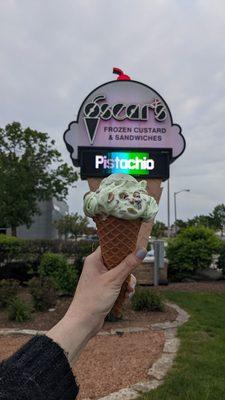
(174, 192, 177, 234)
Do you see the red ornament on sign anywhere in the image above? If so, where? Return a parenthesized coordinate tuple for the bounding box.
(113, 67, 131, 81)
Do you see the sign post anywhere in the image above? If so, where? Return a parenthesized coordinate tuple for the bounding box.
(64, 68, 186, 248)
(153, 240, 165, 286)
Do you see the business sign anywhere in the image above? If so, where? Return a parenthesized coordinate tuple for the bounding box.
(64, 78, 185, 180)
(78, 147, 171, 179)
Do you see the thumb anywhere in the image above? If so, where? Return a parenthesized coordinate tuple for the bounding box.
(107, 248, 147, 284)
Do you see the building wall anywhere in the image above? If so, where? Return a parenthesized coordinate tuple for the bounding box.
(51, 199, 69, 239)
(134, 260, 168, 285)
(7, 199, 68, 240)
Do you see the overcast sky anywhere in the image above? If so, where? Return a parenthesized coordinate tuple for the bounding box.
(0, 0, 225, 225)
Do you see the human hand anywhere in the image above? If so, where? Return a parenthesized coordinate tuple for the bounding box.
(47, 246, 146, 364)
(66, 247, 145, 335)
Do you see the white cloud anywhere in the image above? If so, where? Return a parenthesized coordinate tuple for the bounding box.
(0, 0, 225, 224)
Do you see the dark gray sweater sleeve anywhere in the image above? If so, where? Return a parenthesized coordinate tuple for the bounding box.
(0, 335, 79, 399)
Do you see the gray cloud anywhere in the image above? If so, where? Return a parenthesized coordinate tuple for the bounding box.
(0, 0, 225, 224)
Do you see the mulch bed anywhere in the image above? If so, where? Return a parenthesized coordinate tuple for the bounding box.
(75, 330, 164, 399)
(1, 282, 224, 399)
(0, 286, 177, 331)
(1, 281, 224, 331)
(155, 281, 225, 293)
(0, 331, 165, 400)
(0, 286, 176, 399)
(0, 330, 164, 400)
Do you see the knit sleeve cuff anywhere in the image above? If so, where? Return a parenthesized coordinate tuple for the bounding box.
(1, 334, 79, 400)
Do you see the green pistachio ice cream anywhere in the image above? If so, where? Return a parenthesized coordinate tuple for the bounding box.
(83, 174, 158, 221)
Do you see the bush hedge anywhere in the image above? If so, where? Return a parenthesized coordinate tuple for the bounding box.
(0, 279, 19, 308)
(7, 297, 32, 322)
(39, 252, 78, 295)
(0, 235, 97, 281)
(0, 235, 95, 258)
(217, 242, 225, 277)
(131, 287, 164, 311)
(0, 235, 28, 265)
(167, 225, 220, 280)
(73, 241, 98, 277)
(105, 311, 123, 322)
(28, 277, 57, 311)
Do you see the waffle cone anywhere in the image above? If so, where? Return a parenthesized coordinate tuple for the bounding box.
(94, 215, 142, 318)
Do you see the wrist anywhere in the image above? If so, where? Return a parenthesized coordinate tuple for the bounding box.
(47, 314, 92, 365)
(65, 302, 103, 337)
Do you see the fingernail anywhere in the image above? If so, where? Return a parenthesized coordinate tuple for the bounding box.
(135, 248, 147, 260)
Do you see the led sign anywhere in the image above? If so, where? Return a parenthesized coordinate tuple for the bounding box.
(78, 147, 171, 179)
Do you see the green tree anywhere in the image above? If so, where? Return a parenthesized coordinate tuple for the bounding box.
(209, 204, 225, 236)
(152, 221, 166, 238)
(217, 242, 225, 276)
(175, 219, 188, 230)
(0, 122, 77, 236)
(167, 225, 220, 279)
(187, 214, 215, 229)
(55, 213, 89, 240)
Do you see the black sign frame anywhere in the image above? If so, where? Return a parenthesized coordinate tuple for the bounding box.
(78, 146, 172, 181)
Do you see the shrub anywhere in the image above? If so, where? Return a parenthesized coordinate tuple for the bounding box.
(131, 287, 164, 311)
(166, 225, 220, 279)
(0, 234, 27, 264)
(7, 297, 32, 322)
(28, 277, 57, 311)
(0, 235, 35, 282)
(39, 252, 78, 295)
(217, 242, 225, 276)
(0, 261, 34, 282)
(105, 311, 123, 322)
(147, 242, 152, 251)
(0, 236, 96, 282)
(73, 241, 98, 278)
(0, 279, 19, 308)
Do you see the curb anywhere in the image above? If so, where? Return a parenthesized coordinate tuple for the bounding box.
(96, 302, 189, 400)
(0, 326, 149, 337)
(0, 328, 46, 336)
(0, 302, 189, 400)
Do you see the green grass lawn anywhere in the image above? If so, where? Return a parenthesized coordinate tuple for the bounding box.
(139, 291, 225, 400)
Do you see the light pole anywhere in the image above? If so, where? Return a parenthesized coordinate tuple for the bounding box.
(174, 189, 190, 234)
(167, 179, 171, 237)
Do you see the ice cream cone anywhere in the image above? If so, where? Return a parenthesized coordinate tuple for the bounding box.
(86, 174, 160, 319)
(94, 215, 142, 317)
